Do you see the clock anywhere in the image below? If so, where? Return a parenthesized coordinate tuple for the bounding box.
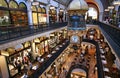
(71, 35, 79, 43)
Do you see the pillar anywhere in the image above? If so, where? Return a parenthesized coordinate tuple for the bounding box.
(27, 2, 33, 26)
(31, 41, 37, 60)
(57, 8, 59, 22)
(46, 5, 50, 24)
(0, 56, 9, 78)
(63, 10, 66, 22)
(99, 12, 104, 22)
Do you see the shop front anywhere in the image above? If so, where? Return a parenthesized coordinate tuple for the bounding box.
(38, 7, 47, 26)
(59, 9, 64, 22)
(34, 36, 49, 57)
(32, 6, 38, 26)
(0, 0, 28, 27)
(49, 6, 57, 23)
(0, 41, 33, 77)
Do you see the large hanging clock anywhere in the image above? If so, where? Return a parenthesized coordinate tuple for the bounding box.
(70, 35, 80, 44)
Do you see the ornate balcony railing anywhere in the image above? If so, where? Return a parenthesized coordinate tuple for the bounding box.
(0, 22, 68, 44)
(95, 21, 120, 58)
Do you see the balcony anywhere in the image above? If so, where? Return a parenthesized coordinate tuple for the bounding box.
(0, 22, 68, 44)
(96, 21, 120, 59)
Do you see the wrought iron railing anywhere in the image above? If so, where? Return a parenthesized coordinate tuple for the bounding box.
(0, 22, 68, 43)
(96, 21, 120, 47)
(29, 40, 69, 78)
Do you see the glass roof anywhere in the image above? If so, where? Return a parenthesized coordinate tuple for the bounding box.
(53, 0, 72, 6)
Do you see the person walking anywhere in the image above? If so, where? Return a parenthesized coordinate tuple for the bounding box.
(17, 60, 22, 75)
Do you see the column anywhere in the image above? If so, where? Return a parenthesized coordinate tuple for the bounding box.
(27, 2, 33, 26)
(63, 10, 66, 22)
(31, 41, 37, 60)
(99, 12, 104, 22)
(56, 8, 59, 22)
(46, 5, 50, 24)
(0, 56, 9, 78)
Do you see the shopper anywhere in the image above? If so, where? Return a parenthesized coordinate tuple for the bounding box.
(17, 60, 22, 75)
(23, 64, 28, 75)
(28, 61, 32, 70)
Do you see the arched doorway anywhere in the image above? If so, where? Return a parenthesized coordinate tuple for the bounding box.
(88, 7, 98, 20)
(86, 3, 99, 23)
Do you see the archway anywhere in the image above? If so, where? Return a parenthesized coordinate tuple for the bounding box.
(85, 0, 104, 21)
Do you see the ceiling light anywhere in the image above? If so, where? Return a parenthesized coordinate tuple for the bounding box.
(113, 0, 120, 5)
(104, 9, 109, 11)
(108, 6, 114, 9)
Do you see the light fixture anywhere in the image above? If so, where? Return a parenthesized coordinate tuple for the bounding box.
(113, 0, 120, 5)
(60, 9, 64, 12)
(32, 2, 39, 5)
(50, 6, 55, 9)
(108, 6, 114, 9)
(104, 9, 109, 11)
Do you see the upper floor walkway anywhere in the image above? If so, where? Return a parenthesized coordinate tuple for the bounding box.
(0, 22, 67, 44)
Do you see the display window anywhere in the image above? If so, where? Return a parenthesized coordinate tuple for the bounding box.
(9, 1, 28, 26)
(0, 0, 10, 26)
(0, 10, 10, 25)
(7, 47, 32, 77)
(59, 9, 64, 22)
(38, 7, 47, 25)
(18, 3, 28, 26)
(0, 0, 28, 26)
(49, 6, 57, 23)
(1, 41, 32, 77)
(35, 37, 49, 56)
(32, 6, 38, 25)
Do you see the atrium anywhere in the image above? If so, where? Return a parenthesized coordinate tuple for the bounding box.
(0, 0, 120, 78)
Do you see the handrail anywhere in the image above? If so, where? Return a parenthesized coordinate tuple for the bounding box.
(96, 21, 120, 47)
(0, 22, 68, 44)
(82, 39, 105, 78)
(66, 64, 88, 78)
(28, 40, 69, 78)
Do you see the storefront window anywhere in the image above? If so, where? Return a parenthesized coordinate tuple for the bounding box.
(9, 1, 28, 26)
(9, 1, 18, 9)
(38, 7, 47, 24)
(49, 6, 57, 23)
(6, 42, 33, 77)
(32, 6, 38, 25)
(0, 0, 10, 26)
(19, 3, 28, 26)
(0, 10, 10, 25)
(19, 3, 27, 10)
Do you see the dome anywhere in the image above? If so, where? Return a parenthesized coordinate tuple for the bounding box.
(68, 0, 88, 14)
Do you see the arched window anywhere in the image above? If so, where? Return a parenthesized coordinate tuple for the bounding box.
(0, 0, 10, 26)
(19, 2, 27, 10)
(38, 7, 46, 24)
(49, 6, 57, 23)
(32, 6, 37, 12)
(9, 0, 18, 8)
(0, 0, 8, 7)
(32, 6, 38, 25)
(19, 2, 28, 26)
(41, 8, 46, 13)
(38, 7, 42, 13)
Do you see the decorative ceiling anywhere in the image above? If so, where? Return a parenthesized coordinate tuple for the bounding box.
(53, 0, 114, 10)
(53, 0, 72, 6)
